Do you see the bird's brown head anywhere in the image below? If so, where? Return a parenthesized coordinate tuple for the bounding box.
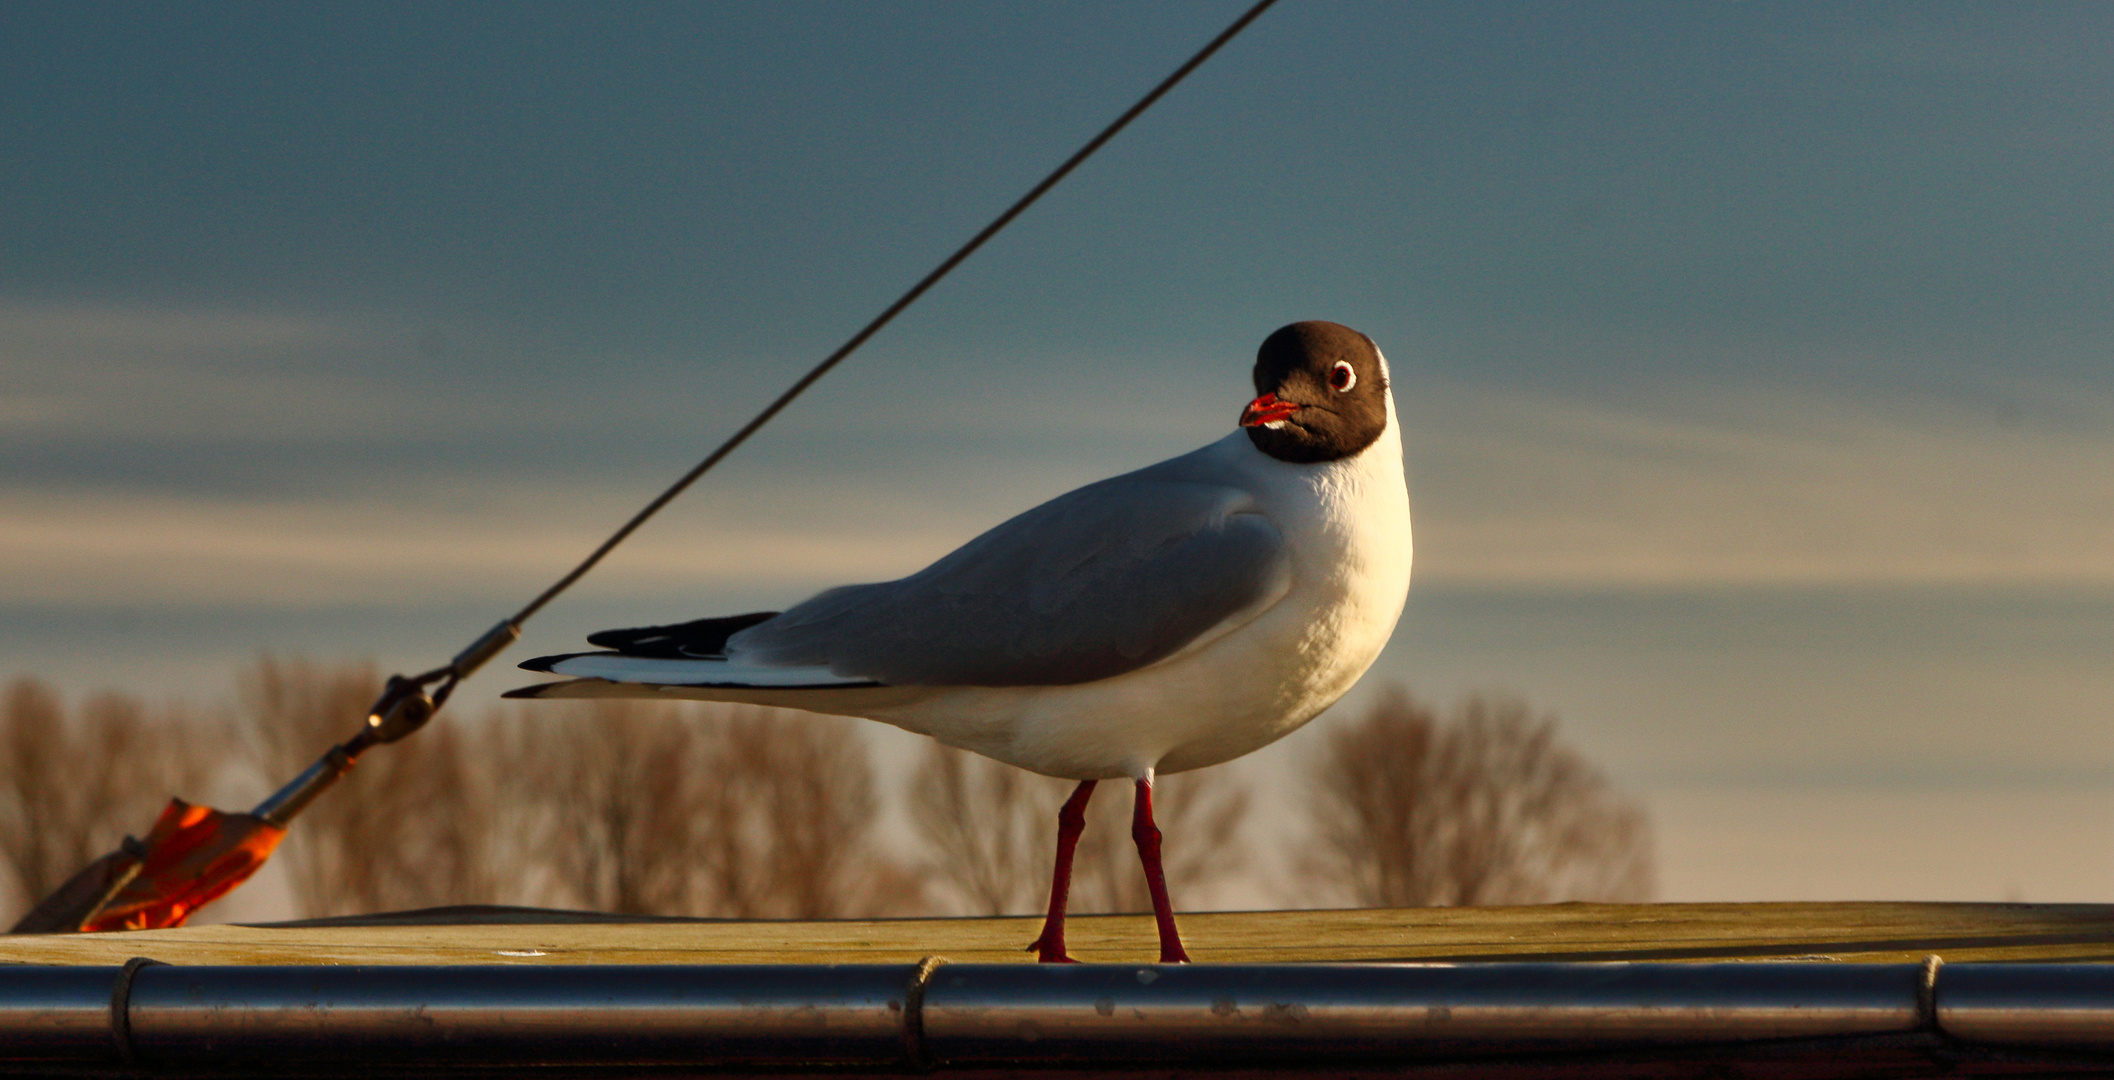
(1239, 321, 1390, 464)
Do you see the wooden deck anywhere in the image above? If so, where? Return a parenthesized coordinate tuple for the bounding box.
(6, 901, 2114, 966)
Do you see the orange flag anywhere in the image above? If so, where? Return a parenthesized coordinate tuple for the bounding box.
(74, 799, 287, 933)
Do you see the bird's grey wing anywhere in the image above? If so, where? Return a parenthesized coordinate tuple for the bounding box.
(730, 478, 1289, 687)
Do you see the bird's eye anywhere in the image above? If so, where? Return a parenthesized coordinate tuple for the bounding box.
(1329, 361, 1356, 392)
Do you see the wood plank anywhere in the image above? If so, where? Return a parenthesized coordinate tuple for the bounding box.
(4, 903, 2112, 967)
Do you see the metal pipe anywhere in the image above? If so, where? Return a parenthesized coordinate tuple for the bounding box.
(922, 963, 1925, 1066)
(6, 961, 2114, 1070)
(1937, 963, 2114, 1049)
(128, 964, 915, 1067)
(0, 966, 119, 1061)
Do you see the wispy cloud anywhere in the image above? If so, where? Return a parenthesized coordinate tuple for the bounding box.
(0, 484, 974, 608)
(1406, 378, 2114, 587)
(0, 301, 548, 446)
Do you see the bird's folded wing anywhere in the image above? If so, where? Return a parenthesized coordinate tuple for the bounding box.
(728, 478, 1290, 687)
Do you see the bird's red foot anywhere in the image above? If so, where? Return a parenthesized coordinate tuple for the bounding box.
(1026, 931, 1079, 964)
(1159, 942, 1191, 964)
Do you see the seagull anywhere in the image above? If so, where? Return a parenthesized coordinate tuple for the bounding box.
(508, 320, 1412, 962)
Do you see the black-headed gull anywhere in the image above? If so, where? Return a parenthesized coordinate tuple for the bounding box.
(509, 321, 1412, 961)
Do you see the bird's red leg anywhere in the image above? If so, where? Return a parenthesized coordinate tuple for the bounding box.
(1131, 776, 1190, 963)
(1027, 779, 1096, 963)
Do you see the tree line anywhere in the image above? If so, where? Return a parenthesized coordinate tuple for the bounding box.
(0, 658, 1653, 924)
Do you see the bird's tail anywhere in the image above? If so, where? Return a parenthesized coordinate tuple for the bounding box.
(504, 650, 882, 700)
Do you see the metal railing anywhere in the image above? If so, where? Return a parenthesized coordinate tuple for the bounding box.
(4, 959, 2113, 1074)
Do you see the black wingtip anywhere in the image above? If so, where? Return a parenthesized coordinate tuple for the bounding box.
(584, 611, 781, 658)
(517, 651, 610, 673)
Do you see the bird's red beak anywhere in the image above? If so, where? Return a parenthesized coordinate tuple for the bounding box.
(1240, 392, 1300, 427)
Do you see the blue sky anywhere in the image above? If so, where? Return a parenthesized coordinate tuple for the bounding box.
(4, 1, 2111, 903)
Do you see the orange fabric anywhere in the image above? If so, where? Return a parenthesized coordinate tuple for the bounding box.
(80, 798, 287, 932)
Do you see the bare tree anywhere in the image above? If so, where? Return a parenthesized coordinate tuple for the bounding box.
(507, 698, 711, 915)
(376, 715, 504, 909)
(1305, 687, 1654, 907)
(907, 743, 1054, 914)
(699, 706, 916, 918)
(510, 700, 917, 919)
(909, 742, 1252, 915)
(0, 679, 224, 920)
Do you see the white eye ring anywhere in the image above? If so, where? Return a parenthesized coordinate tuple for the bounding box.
(1329, 361, 1357, 392)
